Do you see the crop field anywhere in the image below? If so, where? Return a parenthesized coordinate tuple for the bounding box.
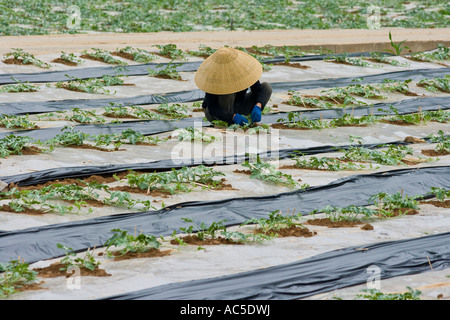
(0, 0, 449, 305)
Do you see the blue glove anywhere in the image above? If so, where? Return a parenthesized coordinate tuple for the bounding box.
(251, 105, 262, 123)
(233, 113, 249, 126)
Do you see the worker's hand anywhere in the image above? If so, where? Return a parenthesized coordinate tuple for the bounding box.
(251, 105, 262, 123)
(233, 113, 249, 126)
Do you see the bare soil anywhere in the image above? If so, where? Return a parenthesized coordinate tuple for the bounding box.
(404, 136, 426, 143)
(305, 218, 368, 228)
(57, 144, 123, 152)
(107, 248, 172, 261)
(170, 235, 241, 246)
(255, 225, 317, 237)
(420, 199, 450, 208)
(421, 149, 450, 157)
(1, 204, 46, 215)
(111, 51, 135, 61)
(273, 62, 310, 69)
(2, 58, 32, 65)
(51, 58, 78, 66)
(33, 262, 111, 278)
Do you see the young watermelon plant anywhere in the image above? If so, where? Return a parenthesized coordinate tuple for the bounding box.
(0, 259, 38, 298)
(0, 114, 39, 130)
(0, 135, 42, 158)
(0, 77, 40, 93)
(241, 155, 308, 189)
(112, 46, 157, 63)
(121, 166, 226, 195)
(3, 48, 51, 68)
(104, 228, 161, 258)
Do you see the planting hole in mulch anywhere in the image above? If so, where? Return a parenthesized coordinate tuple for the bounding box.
(170, 235, 242, 246)
(110, 178, 235, 197)
(15, 281, 45, 293)
(5, 146, 43, 157)
(106, 248, 172, 261)
(305, 218, 368, 228)
(404, 136, 426, 144)
(111, 51, 135, 61)
(33, 262, 111, 278)
(274, 62, 310, 69)
(256, 225, 317, 238)
(1, 204, 47, 215)
(421, 149, 450, 157)
(2, 58, 32, 65)
(420, 199, 450, 208)
(377, 208, 419, 218)
(51, 58, 78, 66)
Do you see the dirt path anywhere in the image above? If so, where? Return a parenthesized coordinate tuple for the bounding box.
(1, 27, 449, 55)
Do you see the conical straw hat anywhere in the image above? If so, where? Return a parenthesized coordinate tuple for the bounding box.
(194, 47, 263, 95)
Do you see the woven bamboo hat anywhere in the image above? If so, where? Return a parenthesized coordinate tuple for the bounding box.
(194, 47, 263, 95)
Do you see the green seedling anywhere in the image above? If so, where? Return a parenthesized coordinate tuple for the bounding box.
(417, 75, 450, 93)
(339, 143, 414, 166)
(318, 205, 378, 222)
(155, 102, 189, 119)
(242, 155, 306, 189)
(123, 166, 226, 195)
(56, 75, 114, 94)
(148, 61, 183, 80)
(0, 135, 39, 158)
(324, 52, 380, 68)
(1, 188, 86, 215)
(179, 218, 227, 241)
(153, 44, 187, 60)
(104, 228, 161, 257)
(293, 154, 369, 171)
(3, 48, 51, 68)
(81, 48, 127, 65)
(0, 259, 38, 298)
(320, 87, 369, 106)
(241, 209, 303, 234)
(114, 46, 157, 63)
(276, 112, 329, 130)
(58, 51, 84, 65)
(0, 77, 40, 93)
(368, 191, 420, 217)
(103, 191, 155, 211)
(57, 243, 100, 272)
(187, 44, 217, 58)
(368, 51, 410, 67)
(410, 44, 450, 63)
(0, 114, 38, 130)
(65, 107, 106, 124)
(175, 127, 217, 142)
(345, 78, 387, 99)
(378, 78, 413, 95)
(426, 130, 450, 154)
(427, 187, 450, 202)
(47, 126, 87, 147)
(356, 287, 421, 300)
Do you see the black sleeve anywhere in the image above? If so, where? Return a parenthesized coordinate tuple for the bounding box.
(202, 93, 235, 124)
(250, 80, 264, 105)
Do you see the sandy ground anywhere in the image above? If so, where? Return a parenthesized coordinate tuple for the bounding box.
(1, 27, 450, 56)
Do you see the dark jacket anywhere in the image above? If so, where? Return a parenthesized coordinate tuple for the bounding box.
(202, 80, 265, 123)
